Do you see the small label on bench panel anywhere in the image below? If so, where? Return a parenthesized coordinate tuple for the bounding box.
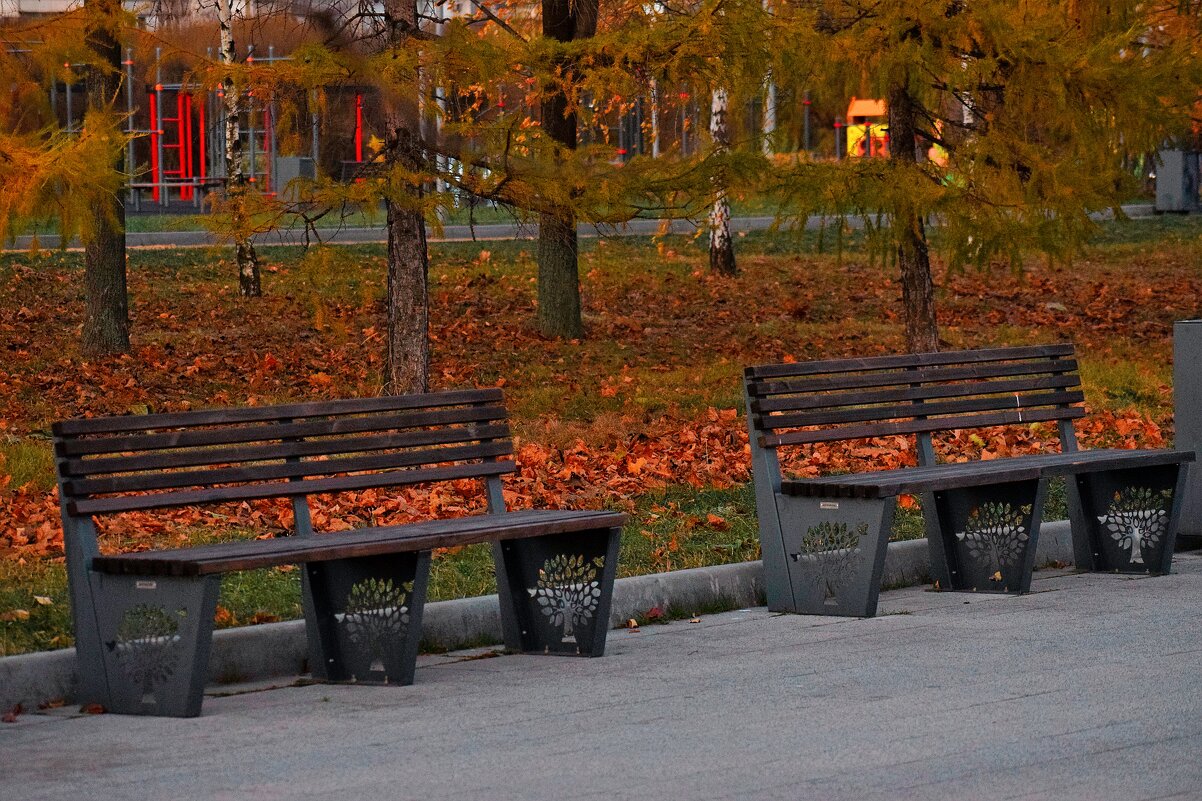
(820, 502, 839, 510)
(135, 580, 157, 590)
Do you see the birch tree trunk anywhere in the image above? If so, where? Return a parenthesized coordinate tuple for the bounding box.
(708, 86, 737, 276)
(82, 0, 129, 355)
(382, 0, 430, 394)
(888, 82, 938, 353)
(762, 79, 776, 156)
(217, 0, 262, 297)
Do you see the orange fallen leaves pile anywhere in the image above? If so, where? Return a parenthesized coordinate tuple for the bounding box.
(0, 404, 1167, 559)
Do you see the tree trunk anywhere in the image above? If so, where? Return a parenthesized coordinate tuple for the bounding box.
(537, 210, 582, 339)
(217, 0, 261, 298)
(535, 0, 596, 339)
(82, 0, 129, 355)
(382, 0, 431, 394)
(888, 83, 938, 353)
(708, 87, 737, 276)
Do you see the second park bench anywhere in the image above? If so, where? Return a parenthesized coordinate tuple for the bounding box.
(743, 344, 1194, 617)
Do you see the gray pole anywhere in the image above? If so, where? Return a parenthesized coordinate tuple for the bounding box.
(803, 91, 811, 154)
(125, 48, 135, 204)
(65, 72, 73, 134)
(247, 45, 256, 186)
(156, 47, 165, 206)
(1174, 320, 1202, 542)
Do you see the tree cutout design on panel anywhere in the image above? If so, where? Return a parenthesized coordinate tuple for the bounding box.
(1099, 487, 1172, 568)
(107, 604, 184, 706)
(527, 554, 605, 643)
(339, 578, 412, 674)
(956, 502, 1030, 581)
(790, 521, 869, 606)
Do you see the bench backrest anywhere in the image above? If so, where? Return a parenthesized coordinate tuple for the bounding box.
(53, 388, 514, 521)
(744, 344, 1083, 467)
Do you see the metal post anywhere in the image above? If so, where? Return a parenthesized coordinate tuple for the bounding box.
(64, 67, 73, 134)
(247, 45, 256, 186)
(803, 91, 811, 153)
(1174, 320, 1202, 542)
(649, 79, 660, 158)
(834, 116, 844, 160)
(156, 48, 165, 206)
(125, 48, 135, 204)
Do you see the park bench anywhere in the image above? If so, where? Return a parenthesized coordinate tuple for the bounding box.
(743, 344, 1194, 617)
(52, 388, 625, 717)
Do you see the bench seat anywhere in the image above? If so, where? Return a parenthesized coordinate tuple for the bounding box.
(92, 509, 627, 577)
(782, 449, 1196, 499)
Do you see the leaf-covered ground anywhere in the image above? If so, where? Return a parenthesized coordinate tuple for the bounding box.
(0, 216, 1198, 653)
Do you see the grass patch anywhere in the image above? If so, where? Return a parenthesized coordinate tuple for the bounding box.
(0, 559, 72, 657)
(0, 439, 55, 492)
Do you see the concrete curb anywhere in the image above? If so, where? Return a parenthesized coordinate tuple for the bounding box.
(0, 520, 1074, 711)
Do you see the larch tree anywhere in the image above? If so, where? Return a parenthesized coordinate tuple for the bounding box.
(81, 0, 130, 353)
(379, 0, 432, 394)
(0, 5, 133, 356)
(771, 0, 1202, 352)
(535, 0, 598, 340)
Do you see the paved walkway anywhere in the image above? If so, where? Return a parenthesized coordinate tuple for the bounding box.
(5, 555, 1201, 800)
(5, 204, 1158, 250)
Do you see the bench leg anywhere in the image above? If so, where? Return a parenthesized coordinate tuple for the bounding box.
(303, 552, 431, 685)
(925, 479, 1045, 594)
(773, 495, 894, 617)
(493, 526, 621, 657)
(86, 572, 220, 717)
(1067, 463, 1188, 575)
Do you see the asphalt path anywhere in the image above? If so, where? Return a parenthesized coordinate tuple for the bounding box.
(5, 553, 1201, 800)
(4, 204, 1157, 251)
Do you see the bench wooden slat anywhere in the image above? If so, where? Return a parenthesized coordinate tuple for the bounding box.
(745, 344, 1074, 381)
(747, 359, 1078, 399)
(780, 449, 1196, 498)
(762, 406, 1085, 447)
(67, 440, 514, 496)
(90, 509, 628, 577)
(759, 390, 1084, 431)
(56, 405, 508, 457)
(751, 374, 1081, 414)
(62, 423, 511, 477)
(69, 461, 516, 516)
(52, 388, 504, 436)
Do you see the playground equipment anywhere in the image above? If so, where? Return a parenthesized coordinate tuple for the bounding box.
(844, 97, 888, 159)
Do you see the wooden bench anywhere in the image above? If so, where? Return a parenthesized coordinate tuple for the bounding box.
(743, 344, 1194, 617)
(53, 389, 626, 717)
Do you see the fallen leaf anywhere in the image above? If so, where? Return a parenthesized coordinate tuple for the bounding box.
(990, 571, 1003, 582)
(2, 704, 22, 723)
(33, 595, 53, 606)
(689, 616, 701, 623)
(645, 606, 664, 621)
(625, 618, 640, 630)
(79, 703, 105, 715)
(0, 609, 30, 621)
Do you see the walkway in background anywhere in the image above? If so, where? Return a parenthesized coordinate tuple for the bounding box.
(5, 204, 1158, 251)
